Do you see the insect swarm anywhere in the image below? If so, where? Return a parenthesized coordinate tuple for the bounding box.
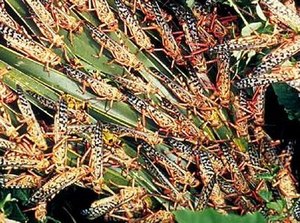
(0, 0, 300, 222)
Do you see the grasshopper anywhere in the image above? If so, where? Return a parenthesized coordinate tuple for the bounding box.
(85, 22, 144, 71)
(113, 72, 158, 97)
(233, 90, 250, 138)
(24, 0, 66, 50)
(259, 0, 300, 32)
(150, 1, 185, 66)
(27, 166, 89, 205)
(0, 151, 50, 171)
(141, 155, 194, 209)
(81, 186, 146, 220)
(123, 90, 178, 133)
(115, 0, 153, 51)
(236, 62, 300, 89)
(139, 142, 199, 188)
(252, 35, 300, 77)
(0, 0, 29, 35)
(16, 85, 48, 151)
(63, 65, 125, 107)
(89, 121, 104, 192)
(210, 33, 284, 53)
(195, 174, 216, 210)
(0, 173, 42, 189)
(42, 0, 83, 41)
(215, 51, 231, 107)
(92, 0, 118, 30)
(0, 23, 61, 69)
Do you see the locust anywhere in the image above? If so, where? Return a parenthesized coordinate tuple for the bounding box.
(165, 138, 194, 157)
(233, 90, 250, 138)
(150, 1, 185, 66)
(102, 190, 149, 222)
(134, 0, 172, 23)
(0, 102, 19, 138)
(24, 0, 57, 28)
(24, 0, 65, 49)
(123, 90, 178, 133)
(27, 90, 89, 124)
(196, 149, 215, 183)
(0, 173, 42, 189)
(168, 2, 203, 50)
(28, 7, 65, 49)
(81, 187, 146, 220)
(103, 122, 163, 145)
(0, 152, 50, 171)
(0, 0, 29, 35)
(66, 122, 162, 145)
(85, 22, 144, 71)
(16, 85, 48, 151)
(92, 0, 118, 30)
(236, 62, 300, 89)
(215, 51, 231, 107)
(252, 35, 300, 77)
(195, 148, 227, 209)
(195, 174, 216, 211)
(159, 96, 204, 141)
(191, 1, 227, 41)
(115, 0, 153, 51)
(52, 98, 69, 170)
(0, 23, 61, 69)
(63, 65, 125, 107)
(53, 98, 68, 143)
(185, 64, 212, 97)
(249, 85, 268, 127)
(139, 142, 199, 188)
(141, 155, 194, 209)
(0, 115, 19, 139)
(219, 144, 249, 193)
(26, 90, 57, 110)
(81, 196, 119, 220)
(167, 3, 213, 86)
(259, 0, 300, 32)
(27, 166, 89, 205)
(113, 72, 158, 97)
(133, 210, 174, 223)
(42, 0, 83, 41)
(210, 33, 284, 53)
(89, 121, 104, 193)
(150, 68, 200, 108)
(68, 0, 89, 11)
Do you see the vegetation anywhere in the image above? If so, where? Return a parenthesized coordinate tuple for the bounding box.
(0, 0, 299, 222)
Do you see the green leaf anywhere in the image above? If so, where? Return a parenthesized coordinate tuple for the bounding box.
(259, 190, 273, 202)
(267, 215, 285, 221)
(0, 193, 15, 211)
(186, 0, 195, 7)
(174, 208, 266, 223)
(255, 4, 267, 21)
(273, 83, 300, 121)
(266, 200, 286, 213)
(256, 173, 275, 181)
(241, 22, 263, 36)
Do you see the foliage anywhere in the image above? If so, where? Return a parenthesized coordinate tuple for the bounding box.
(174, 209, 266, 223)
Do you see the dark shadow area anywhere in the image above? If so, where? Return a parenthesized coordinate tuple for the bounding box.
(265, 87, 300, 181)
